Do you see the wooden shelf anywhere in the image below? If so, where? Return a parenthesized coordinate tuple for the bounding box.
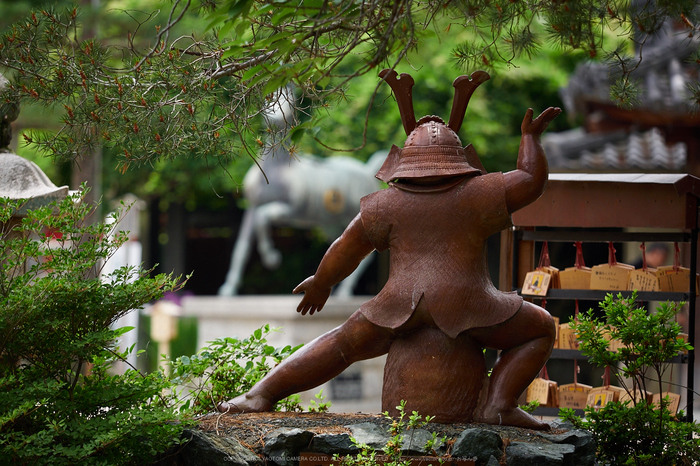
(499, 174, 700, 421)
(519, 229, 691, 243)
(532, 406, 584, 417)
(517, 289, 690, 302)
(550, 348, 688, 364)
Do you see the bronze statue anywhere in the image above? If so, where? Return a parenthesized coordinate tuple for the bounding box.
(218, 69, 561, 431)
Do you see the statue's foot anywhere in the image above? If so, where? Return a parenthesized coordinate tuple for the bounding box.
(217, 393, 273, 414)
(479, 406, 551, 431)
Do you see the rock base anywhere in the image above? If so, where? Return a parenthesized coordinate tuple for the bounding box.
(161, 413, 595, 466)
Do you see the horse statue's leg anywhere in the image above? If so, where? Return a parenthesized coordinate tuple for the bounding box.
(253, 201, 294, 269)
(334, 253, 375, 297)
(218, 208, 256, 296)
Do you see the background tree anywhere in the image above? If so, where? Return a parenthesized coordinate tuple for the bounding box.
(1, 0, 698, 180)
(2, 1, 697, 297)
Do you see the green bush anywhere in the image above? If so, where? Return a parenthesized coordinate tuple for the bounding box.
(168, 324, 304, 414)
(0, 190, 187, 465)
(560, 292, 700, 466)
(561, 399, 699, 466)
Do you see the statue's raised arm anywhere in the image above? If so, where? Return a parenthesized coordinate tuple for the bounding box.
(504, 107, 562, 214)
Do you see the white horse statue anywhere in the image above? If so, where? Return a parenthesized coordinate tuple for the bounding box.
(218, 89, 386, 297)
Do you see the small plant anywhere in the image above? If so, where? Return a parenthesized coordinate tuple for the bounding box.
(168, 325, 304, 414)
(334, 439, 379, 466)
(519, 400, 540, 414)
(573, 292, 692, 401)
(335, 401, 440, 466)
(560, 292, 700, 466)
(307, 389, 332, 413)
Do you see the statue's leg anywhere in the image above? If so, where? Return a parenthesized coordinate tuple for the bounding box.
(468, 301, 556, 430)
(218, 310, 393, 413)
(218, 209, 255, 296)
(254, 202, 294, 269)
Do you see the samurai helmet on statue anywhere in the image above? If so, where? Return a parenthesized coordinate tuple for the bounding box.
(375, 69, 490, 183)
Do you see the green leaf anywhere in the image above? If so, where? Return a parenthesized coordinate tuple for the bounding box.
(263, 73, 290, 96)
(227, 0, 255, 20)
(251, 4, 275, 18)
(217, 18, 238, 39)
(113, 326, 135, 337)
(233, 62, 260, 80)
(204, 12, 230, 32)
(232, 24, 249, 42)
(290, 125, 306, 144)
(271, 7, 298, 26)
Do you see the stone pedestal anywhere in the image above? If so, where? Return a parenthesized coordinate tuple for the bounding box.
(382, 327, 488, 423)
(176, 413, 596, 466)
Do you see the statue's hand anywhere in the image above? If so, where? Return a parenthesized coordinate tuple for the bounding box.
(293, 276, 331, 315)
(521, 107, 562, 137)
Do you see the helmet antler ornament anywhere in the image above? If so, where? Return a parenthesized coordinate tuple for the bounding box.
(375, 69, 491, 183)
(379, 69, 416, 135)
(448, 71, 490, 132)
(379, 69, 491, 135)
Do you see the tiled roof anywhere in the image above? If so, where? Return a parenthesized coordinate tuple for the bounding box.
(548, 16, 696, 172)
(560, 20, 700, 117)
(543, 127, 686, 171)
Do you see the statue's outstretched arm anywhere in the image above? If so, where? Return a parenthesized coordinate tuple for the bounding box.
(504, 107, 561, 214)
(293, 213, 375, 315)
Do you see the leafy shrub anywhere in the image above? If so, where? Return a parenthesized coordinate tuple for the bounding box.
(561, 399, 700, 466)
(0, 190, 187, 465)
(168, 324, 304, 414)
(560, 292, 700, 466)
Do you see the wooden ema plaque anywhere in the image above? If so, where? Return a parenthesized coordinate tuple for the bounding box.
(586, 386, 626, 409)
(557, 322, 579, 350)
(601, 329, 626, 353)
(590, 242, 633, 291)
(678, 333, 689, 353)
(521, 269, 551, 296)
(559, 266, 591, 289)
(522, 243, 559, 296)
(526, 377, 558, 407)
(655, 244, 699, 292)
(619, 388, 653, 404)
(651, 392, 681, 415)
(656, 265, 698, 292)
(605, 331, 687, 354)
(558, 383, 592, 409)
(628, 242, 663, 292)
(628, 268, 660, 292)
(560, 241, 590, 290)
(590, 263, 634, 291)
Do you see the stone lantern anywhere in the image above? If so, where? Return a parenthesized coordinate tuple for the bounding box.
(0, 73, 68, 213)
(0, 73, 69, 254)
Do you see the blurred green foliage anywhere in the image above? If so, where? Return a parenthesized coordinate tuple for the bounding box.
(1, 0, 582, 210)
